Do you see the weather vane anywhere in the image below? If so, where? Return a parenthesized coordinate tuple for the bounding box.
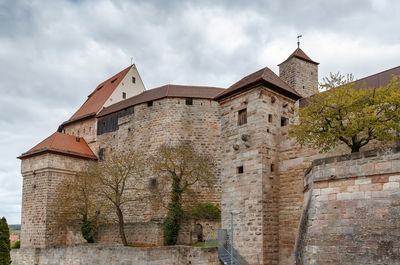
(297, 34, 302, 48)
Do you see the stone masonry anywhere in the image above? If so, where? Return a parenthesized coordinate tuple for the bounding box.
(297, 147, 400, 264)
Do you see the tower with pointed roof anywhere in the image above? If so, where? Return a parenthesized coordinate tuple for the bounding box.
(278, 48, 319, 98)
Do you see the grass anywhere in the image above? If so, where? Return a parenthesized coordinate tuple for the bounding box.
(191, 240, 218, 247)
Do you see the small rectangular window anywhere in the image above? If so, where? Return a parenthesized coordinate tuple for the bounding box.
(122, 92, 126, 99)
(132, 77, 136, 83)
(268, 114, 272, 123)
(281, 117, 287, 127)
(147, 101, 153, 107)
(185, 98, 193, 105)
(270, 164, 274, 172)
(237, 166, 244, 174)
(238, 109, 247, 126)
(98, 148, 105, 161)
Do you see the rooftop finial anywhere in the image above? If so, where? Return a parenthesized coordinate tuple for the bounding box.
(297, 34, 302, 48)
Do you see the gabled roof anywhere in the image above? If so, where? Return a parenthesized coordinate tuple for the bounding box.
(18, 132, 97, 160)
(279, 48, 319, 65)
(299, 65, 400, 108)
(97, 84, 224, 117)
(69, 65, 133, 121)
(214, 66, 302, 101)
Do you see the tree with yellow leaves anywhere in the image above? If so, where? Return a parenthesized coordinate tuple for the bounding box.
(291, 73, 400, 153)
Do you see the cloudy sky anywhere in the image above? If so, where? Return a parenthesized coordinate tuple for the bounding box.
(1, 0, 400, 224)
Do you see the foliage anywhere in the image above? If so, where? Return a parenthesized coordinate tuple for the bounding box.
(190, 203, 221, 220)
(81, 213, 99, 243)
(0, 217, 11, 265)
(11, 240, 20, 249)
(151, 142, 215, 245)
(290, 73, 400, 153)
(54, 165, 106, 243)
(92, 150, 146, 246)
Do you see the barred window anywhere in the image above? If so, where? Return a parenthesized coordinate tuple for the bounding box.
(238, 109, 247, 126)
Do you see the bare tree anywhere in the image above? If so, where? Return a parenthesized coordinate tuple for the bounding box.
(93, 150, 146, 246)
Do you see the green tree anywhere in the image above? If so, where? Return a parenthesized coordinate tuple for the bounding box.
(291, 73, 400, 153)
(0, 217, 11, 265)
(151, 142, 215, 245)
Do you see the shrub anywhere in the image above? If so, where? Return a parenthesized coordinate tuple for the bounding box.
(190, 203, 221, 220)
(11, 240, 20, 249)
(81, 214, 98, 243)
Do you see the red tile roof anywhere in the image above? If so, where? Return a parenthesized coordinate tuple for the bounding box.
(214, 67, 302, 101)
(19, 132, 97, 160)
(97, 84, 224, 117)
(299, 65, 400, 108)
(69, 65, 133, 121)
(279, 48, 319, 65)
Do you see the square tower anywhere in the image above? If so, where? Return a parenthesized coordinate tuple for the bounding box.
(278, 48, 319, 98)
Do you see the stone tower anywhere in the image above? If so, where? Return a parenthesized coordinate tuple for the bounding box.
(278, 48, 319, 98)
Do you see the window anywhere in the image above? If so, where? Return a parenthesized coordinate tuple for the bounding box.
(185, 98, 193, 105)
(238, 109, 247, 126)
(98, 148, 105, 161)
(268, 114, 273, 123)
(122, 92, 126, 99)
(132, 77, 136, 83)
(281, 117, 287, 127)
(149, 178, 157, 188)
(147, 101, 153, 107)
(270, 164, 275, 172)
(237, 166, 244, 174)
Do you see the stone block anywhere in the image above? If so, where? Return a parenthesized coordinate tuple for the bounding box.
(337, 193, 351, 200)
(355, 178, 371, 185)
(383, 182, 399, 191)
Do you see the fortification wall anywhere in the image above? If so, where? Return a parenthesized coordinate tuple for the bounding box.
(297, 146, 400, 265)
(11, 245, 218, 265)
(94, 97, 221, 244)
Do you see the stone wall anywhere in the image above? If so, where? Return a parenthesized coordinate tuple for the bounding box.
(297, 146, 400, 265)
(96, 97, 221, 224)
(11, 245, 218, 265)
(95, 222, 164, 247)
(219, 86, 296, 265)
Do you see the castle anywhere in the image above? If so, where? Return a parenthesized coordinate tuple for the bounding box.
(18, 47, 400, 265)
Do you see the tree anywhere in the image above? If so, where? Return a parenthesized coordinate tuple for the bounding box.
(150, 142, 215, 245)
(291, 73, 400, 153)
(93, 150, 146, 246)
(54, 166, 105, 243)
(0, 217, 11, 265)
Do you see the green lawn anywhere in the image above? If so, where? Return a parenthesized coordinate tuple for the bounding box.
(191, 240, 217, 247)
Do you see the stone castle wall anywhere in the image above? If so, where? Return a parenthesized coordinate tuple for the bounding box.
(298, 147, 400, 265)
(219, 86, 296, 265)
(96, 97, 221, 224)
